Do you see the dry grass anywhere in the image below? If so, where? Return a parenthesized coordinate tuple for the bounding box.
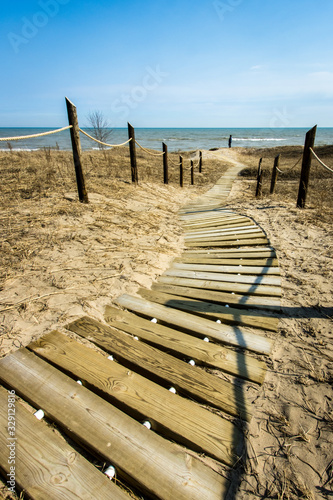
(0, 146, 224, 206)
(236, 145, 333, 223)
(0, 147, 227, 287)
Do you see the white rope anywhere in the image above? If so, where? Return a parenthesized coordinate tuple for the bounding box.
(134, 140, 165, 156)
(168, 157, 181, 167)
(79, 128, 132, 147)
(277, 155, 302, 174)
(310, 147, 333, 174)
(0, 125, 73, 142)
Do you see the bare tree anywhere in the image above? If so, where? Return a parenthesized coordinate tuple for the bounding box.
(86, 111, 112, 151)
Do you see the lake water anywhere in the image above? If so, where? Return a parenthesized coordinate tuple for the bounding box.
(0, 127, 331, 152)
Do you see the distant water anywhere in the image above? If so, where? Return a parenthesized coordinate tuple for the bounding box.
(0, 127, 331, 152)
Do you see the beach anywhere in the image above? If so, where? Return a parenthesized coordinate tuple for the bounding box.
(0, 145, 332, 499)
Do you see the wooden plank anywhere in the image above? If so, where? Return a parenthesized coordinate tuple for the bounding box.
(182, 216, 246, 226)
(185, 228, 263, 241)
(183, 248, 276, 258)
(0, 350, 230, 497)
(138, 288, 279, 332)
(68, 316, 251, 422)
(185, 224, 258, 235)
(115, 294, 273, 355)
(104, 305, 267, 384)
(185, 237, 269, 248)
(152, 283, 281, 311)
(185, 232, 266, 244)
(184, 219, 253, 229)
(174, 257, 279, 267)
(29, 331, 241, 464)
(180, 213, 238, 222)
(172, 262, 280, 275)
(184, 247, 275, 255)
(160, 274, 281, 296)
(163, 269, 281, 287)
(0, 386, 125, 500)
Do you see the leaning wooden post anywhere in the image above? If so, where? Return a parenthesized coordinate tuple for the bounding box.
(65, 97, 88, 203)
(255, 158, 263, 197)
(191, 160, 194, 185)
(297, 125, 317, 208)
(128, 123, 138, 184)
(270, 154, 280, 194)
(162, 142, 168, 184)
(199, 151, 203, 173)
(179, 156, 183, 187)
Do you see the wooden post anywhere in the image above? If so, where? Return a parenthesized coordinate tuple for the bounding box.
(128, 123, 138, 184)
(297, 125, 317, 208)
(199, 151, 203, 173)
(191, 160, 194, 185)
(163, 142, 168, 184)
(270, 154, 280, 194)
(179, 156, 183, 188)
(65, 97, 88, 203)
(255, 158, 263, 197)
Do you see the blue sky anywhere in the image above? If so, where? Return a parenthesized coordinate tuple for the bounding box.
(1, 0, 333, 127)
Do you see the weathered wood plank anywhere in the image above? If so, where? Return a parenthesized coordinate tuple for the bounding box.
(0, 386, 124, 500)
(158, 276, 281, 297)
(164, 269, 281, 287)
(138, 288, 279, 332)
(0, 350, 231, 497)
(183, 247, 275, 257)
(185, 229, 263, 241)
(185, 224, 258, 235)
(68, 316, 252, 421)
(174, 257, 279, 267)
(185, 231, 266, 244)
(29, 331, 241, 464)
(182, 216, 246, 226)
(104, 305, 267, 384)
(115, 294, 273, 355)
(186, 237, 269, 248)
(180, 208, 234, 216)
(172, 262, 280, 275)
(180, 213, 239, 222)
(182, 250, 276, 260)
(152, 283, 281, 311)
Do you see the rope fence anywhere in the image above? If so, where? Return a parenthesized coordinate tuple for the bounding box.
(276, 155, 302, 174)
(79, 128, 132, 148)
(310, 147, 333, 174)
(134, 140, 165, 157)
(0, 125, 73, 142)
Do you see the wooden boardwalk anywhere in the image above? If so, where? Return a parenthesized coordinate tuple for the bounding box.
(0, 164, 280, 499)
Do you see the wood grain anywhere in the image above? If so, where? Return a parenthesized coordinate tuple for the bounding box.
(163, 269, 281, 287)
(29, 331, 242, 462)
(171, 262, 280, 275)
(68, 315, 252, 421)
(0, 350, 229, 499)
(138, 288, 278, 332)
(158, 275, 282, 297)
(152, 283, 281, 310)
(115, 294, 273, 355)
(0, 386, 124, 500)
(104, 305, 267, 384)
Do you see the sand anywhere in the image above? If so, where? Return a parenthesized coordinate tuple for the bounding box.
(0, 146, 332, 499)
